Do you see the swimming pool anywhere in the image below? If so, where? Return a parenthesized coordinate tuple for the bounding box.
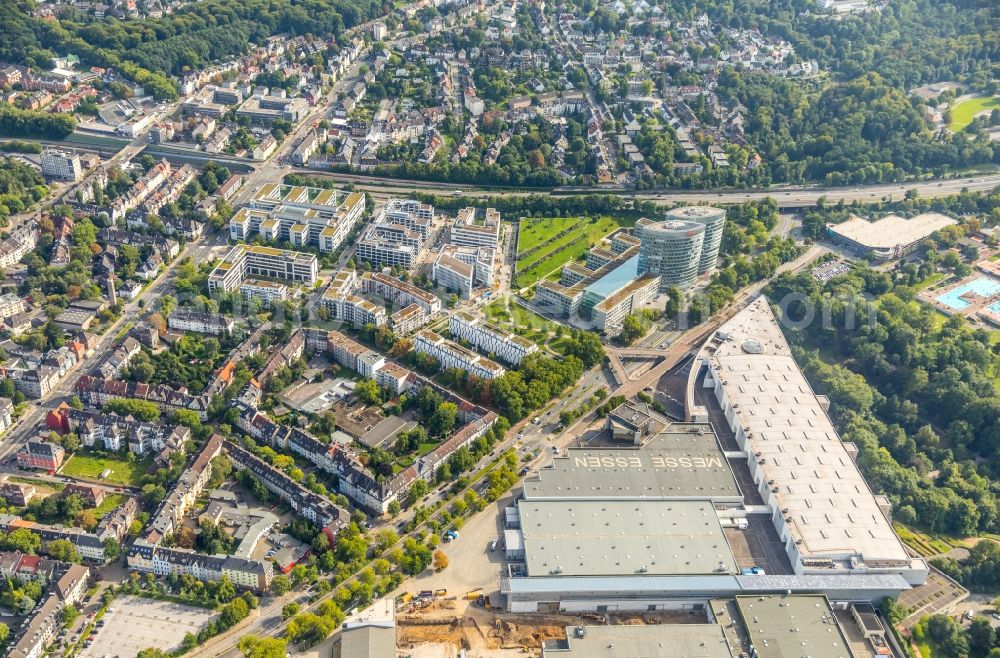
(936, 276, 1000, 311)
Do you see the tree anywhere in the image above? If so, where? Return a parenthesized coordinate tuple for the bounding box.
(137, 649, 170, 658)
(102, 537, 120, 561)
(45, 539, 81, 563)
(620, 314, 645, 345)
(216, 576, 237, 604)
(428, 402, 457, 437)
(270, 574, 290, 596)
(355, 378, 382, 405)
(387, 500, 401, 517)
(432, 549, 449, 571)
(239, 636, 287, 658)
(400, 537, 432, 575)
(0, 623, 8, 642)
(61, 605, 79, 625)
(282, 603, 300, 619)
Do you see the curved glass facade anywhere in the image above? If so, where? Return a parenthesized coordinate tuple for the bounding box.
(637, 219, 705, 290)
(667, 206, 726, 274)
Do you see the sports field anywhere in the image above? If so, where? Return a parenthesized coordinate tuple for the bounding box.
(949, 95, 1000, 131)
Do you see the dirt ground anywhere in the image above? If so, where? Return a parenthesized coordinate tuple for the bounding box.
(396, 601, 706, 657)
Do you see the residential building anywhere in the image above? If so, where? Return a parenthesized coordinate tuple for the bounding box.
(240, 278, 288, 308)
(0, 397, 12, 436)
(16, 439, 65, 471)
(229, 184, 365, 254)
(448, 313, 537, 365)
(360, 271, 441, 315)
(354, 221, 423, 270)
(389, 304, 430, 336)
(414, 330, 506, 379)
(168, 309, 235, 335)
(0, 293, 22, 320)
(450, 207, 501, 248)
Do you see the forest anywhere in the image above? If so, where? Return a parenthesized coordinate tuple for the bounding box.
(765, 261, 1000, 537)
(0, 157, 48, 222)
(0, 0, 389, 98)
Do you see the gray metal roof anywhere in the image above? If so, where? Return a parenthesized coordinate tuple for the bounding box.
(501, 573, 911, 596)
(734, 595, 854, 658)
(523, 424, 740, 502)
(542, 624, 735, 658)
(518, 499, 738, 577)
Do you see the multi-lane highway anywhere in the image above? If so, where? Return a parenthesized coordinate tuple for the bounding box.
(291, 169, 1000, 208)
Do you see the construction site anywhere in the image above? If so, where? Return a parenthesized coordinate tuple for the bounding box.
(395, 594, 703, 657)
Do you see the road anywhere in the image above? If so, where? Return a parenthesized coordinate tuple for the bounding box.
(292, 170, 1000, 208)
(0, 224, 217, 466)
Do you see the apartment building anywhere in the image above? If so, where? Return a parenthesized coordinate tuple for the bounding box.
(448, 313, 538, 366)
(354, 221, 423, 270)
(240, 278, 288, 308)
(167, 309, 236, 335)
(0, 292, 25, 320)
(360, 271, 441, 314)
(449, 207, 501, 248)
(229, 184, 365, 254)
(207, 244, 318, 295)
(321, 289, 387, 328)
(432, 244, 495, 298)
(16, 439, 64, 471)
(381, 199, 433, 239)
(414, 330, 506, 380)
(0, 397, 12, 436)
(389, 303, 430, 336)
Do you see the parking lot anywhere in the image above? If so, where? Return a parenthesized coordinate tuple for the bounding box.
(724, 515, 794, 575)
(79, 596, 217, 658)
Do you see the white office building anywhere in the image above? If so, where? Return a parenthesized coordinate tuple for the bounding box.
(40, 149, 83, 181)
(207, 244, 319, 294)
(636, 217, 705, 290)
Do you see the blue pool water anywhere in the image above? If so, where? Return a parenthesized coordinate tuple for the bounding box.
(936, 277, 1000, 311)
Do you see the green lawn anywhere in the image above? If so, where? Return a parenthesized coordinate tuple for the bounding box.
(483, 299, 572, 354)
(514, 216, 620, 288)
(517, 217, 581, 254)
(949, 95, 1000, 131)
(61, 453, 151, 486)
(93, 493, 127, 517)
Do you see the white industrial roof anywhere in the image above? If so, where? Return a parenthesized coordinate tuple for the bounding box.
(705, 297, 910, 565)
(517, 499, 738, 577)
(829, 213, 955, 250)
